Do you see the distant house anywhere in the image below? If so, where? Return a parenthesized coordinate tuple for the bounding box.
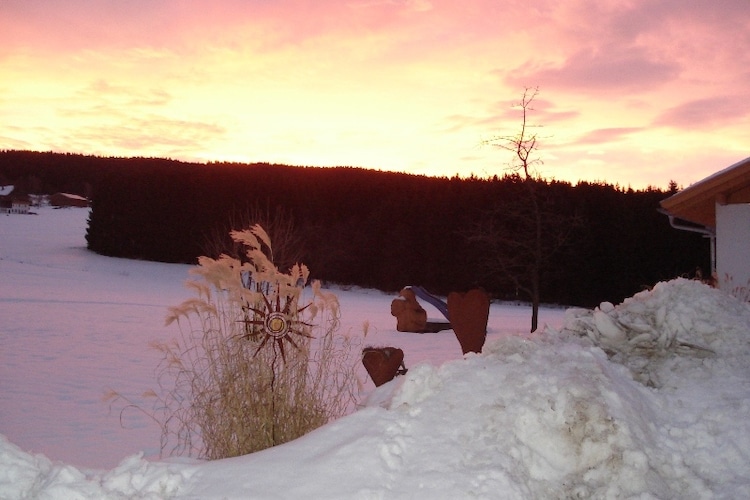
(660, 157, 750, 295)
(50, 192, 89, 208)
(10, 197, 31, 214)
(0, 186, 31, 215)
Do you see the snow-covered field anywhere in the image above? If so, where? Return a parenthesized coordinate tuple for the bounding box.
(2, 207, 750, 499)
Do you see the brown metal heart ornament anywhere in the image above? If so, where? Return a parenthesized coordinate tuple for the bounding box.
(447, 289, 490, 355)
(362, 347, 406, 387)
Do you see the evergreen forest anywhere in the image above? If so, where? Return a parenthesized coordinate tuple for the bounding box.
(0, 150, 709, 307)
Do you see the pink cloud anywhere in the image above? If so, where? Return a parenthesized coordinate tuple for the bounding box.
(0, 0, 444, 60)
(571, 127, 643, 146)
(653, 95, 750, 129)
(501, 0, 748, 94)
(0, 1, 292, 53)
(506, 44, 680, 92)
(1, 0, 176, 53)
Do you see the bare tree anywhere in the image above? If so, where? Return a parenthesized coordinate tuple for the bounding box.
(469, 87, 576, 332)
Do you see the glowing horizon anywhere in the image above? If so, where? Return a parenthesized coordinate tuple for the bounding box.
(2, 0, 748, 190)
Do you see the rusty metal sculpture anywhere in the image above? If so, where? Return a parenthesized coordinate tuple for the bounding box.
(240, 288, 314, 363)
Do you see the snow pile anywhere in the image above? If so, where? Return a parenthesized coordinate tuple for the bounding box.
(0, 434, 192, 499)
(3, 277, 750, 498)
(561, 278, 750, 387)
(363, 336, 683, 498)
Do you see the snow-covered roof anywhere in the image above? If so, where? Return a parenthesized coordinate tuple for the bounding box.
(53, 192, 88, 201)
(0, 185, 13, 197)
(660, 156, 750, 228)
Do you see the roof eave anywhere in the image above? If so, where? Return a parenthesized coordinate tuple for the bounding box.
(660, 156, 750, 227)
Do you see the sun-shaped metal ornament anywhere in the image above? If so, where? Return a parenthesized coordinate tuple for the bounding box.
(241, 287, 314, 362)
(265, 312, 290, 339)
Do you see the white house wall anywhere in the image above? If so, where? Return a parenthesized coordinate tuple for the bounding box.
(716, 202, 750, 296)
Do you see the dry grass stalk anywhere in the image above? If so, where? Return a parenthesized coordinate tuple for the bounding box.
(145, 224, 360, 459)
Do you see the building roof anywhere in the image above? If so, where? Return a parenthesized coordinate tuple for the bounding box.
(52, 192, 88, 201)
(660, 156, 750, 228)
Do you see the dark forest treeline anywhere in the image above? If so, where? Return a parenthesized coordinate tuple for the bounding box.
(0, 150, 709, 306)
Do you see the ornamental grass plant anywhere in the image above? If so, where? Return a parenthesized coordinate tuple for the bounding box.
(151, 225, 359, 459)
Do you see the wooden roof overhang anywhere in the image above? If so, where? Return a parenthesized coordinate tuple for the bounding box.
(660, 157, 750, 229)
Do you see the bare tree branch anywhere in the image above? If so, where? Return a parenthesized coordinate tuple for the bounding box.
(467, 87, 578, 332)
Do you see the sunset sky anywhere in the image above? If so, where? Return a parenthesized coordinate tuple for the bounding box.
(2, 0, 749, 189)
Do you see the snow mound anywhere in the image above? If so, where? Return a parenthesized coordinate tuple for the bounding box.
(363, 331, 707, 498)
(0, 434, 192, 499)
(560, 278, 750, 386)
